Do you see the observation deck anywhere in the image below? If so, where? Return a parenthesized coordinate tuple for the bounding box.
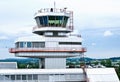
(9, 47, 86, 58)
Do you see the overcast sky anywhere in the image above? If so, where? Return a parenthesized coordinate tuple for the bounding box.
(0, 0, 120, 59)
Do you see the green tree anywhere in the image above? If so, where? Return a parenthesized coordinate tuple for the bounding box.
(17, 63, 26, 68)
(105, 59, 112, 67)
(100, 60, 106, 66)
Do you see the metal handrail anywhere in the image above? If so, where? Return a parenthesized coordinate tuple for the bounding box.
(34, 8, 71, 15)
(32, 26, 73, 31)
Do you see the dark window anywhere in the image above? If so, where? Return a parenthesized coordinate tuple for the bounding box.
(48, 16, 55, 26)
(28, 74, 32, 80)
(59, 42, 82, 45)
(59, 16, 63, 26)
(5, 75, 10, 80)
(43, 16, 48, 26)
(63, 16, 68, 27)
(36, 16, 48, 27)
(27, 42, 31, 48)
(20, 42, 24, 48)
(32, 42, 45, 48)
(33, 74, 38, 80)
(39, 17, 44, 25)
(48, 16, 64, 27)
(50, 8, 53, 12)
(15, 42, 19, 48)
(11, 75, 15, 80)
(16, 75, 21, 80)
(22, 75, 26, 80)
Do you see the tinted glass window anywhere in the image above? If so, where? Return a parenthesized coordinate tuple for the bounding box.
(5, 75, 10, 80)
(15, 42, 19, 48)
(11, 75, 15, 80)
(16, 75, 21, 80)
(20, 42, 24, 48)
(27, 42, 31, 48)
(39, 17, 44, 25)
(22, 75, 26, 80)
(33, 74, 38, 80)
(48, 16, 64, 27)
(43, 16, 48, 26)
(59, 42, 82, 45)
(63, 16, 68, 27)
(32, 42, 45, 48)
(28, 75, 32, 80)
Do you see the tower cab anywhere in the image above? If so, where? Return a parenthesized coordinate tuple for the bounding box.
(33, 8, 73, 36)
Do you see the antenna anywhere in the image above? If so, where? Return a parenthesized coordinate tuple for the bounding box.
(54, 1, 56, 12)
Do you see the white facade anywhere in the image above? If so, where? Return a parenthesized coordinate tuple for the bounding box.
(0, 69, 86, 82)
(0, 68, 119, 82)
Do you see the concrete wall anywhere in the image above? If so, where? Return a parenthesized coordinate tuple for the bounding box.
(45, 58, 66, 69)
(0, 62, 17, 69)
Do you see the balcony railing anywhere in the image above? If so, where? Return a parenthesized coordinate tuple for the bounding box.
(9, 47, 87, 53)
(34, 8, 71, 15)
(32, 26, 73, 32)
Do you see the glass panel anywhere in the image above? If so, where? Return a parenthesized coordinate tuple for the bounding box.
(5, 75, 10, 80)
(48, 16, 63, 27)
(28, 74, 32, 80)
(33, 74, 38, 80)
(16, 75, 21, 80)
(20, 42, 24, 48)
(35, 17, 41, 27)
(32, 42, 45, 48)
(63, 16, 68, 27)
(11, 75, 15, 80)
(32, 42, 39, 48)
(59, 42, 81, 45)
(27, 42, 31, 48)
(22, 75, 26, 80)
(39, 17, 44, 25)
(43, 16, 48, 26)
(48, 16, 55, 26)
(59, 16, 63, 26)
(15, 42, 19, 48)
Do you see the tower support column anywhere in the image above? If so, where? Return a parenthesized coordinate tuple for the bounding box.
(40, 58, 66, 69)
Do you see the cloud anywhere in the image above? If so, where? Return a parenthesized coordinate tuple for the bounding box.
(104, 30, 113, 36)
(0, 36, 8, 40)
(0, 24, 33, 37)
(91, 43, 96, 46)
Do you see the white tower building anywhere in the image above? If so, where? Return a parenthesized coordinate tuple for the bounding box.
(9, 8, 86, 69)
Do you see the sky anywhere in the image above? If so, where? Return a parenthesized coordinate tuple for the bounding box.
(0, 0, 120, 59)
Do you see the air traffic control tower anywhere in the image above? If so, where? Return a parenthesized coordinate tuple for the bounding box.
(9, 8, 86, 69)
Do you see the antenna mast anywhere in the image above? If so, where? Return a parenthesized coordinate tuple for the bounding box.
(54, 1, 56, 12)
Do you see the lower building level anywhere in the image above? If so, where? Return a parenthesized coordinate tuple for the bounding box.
(0, 68, 119, 82)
